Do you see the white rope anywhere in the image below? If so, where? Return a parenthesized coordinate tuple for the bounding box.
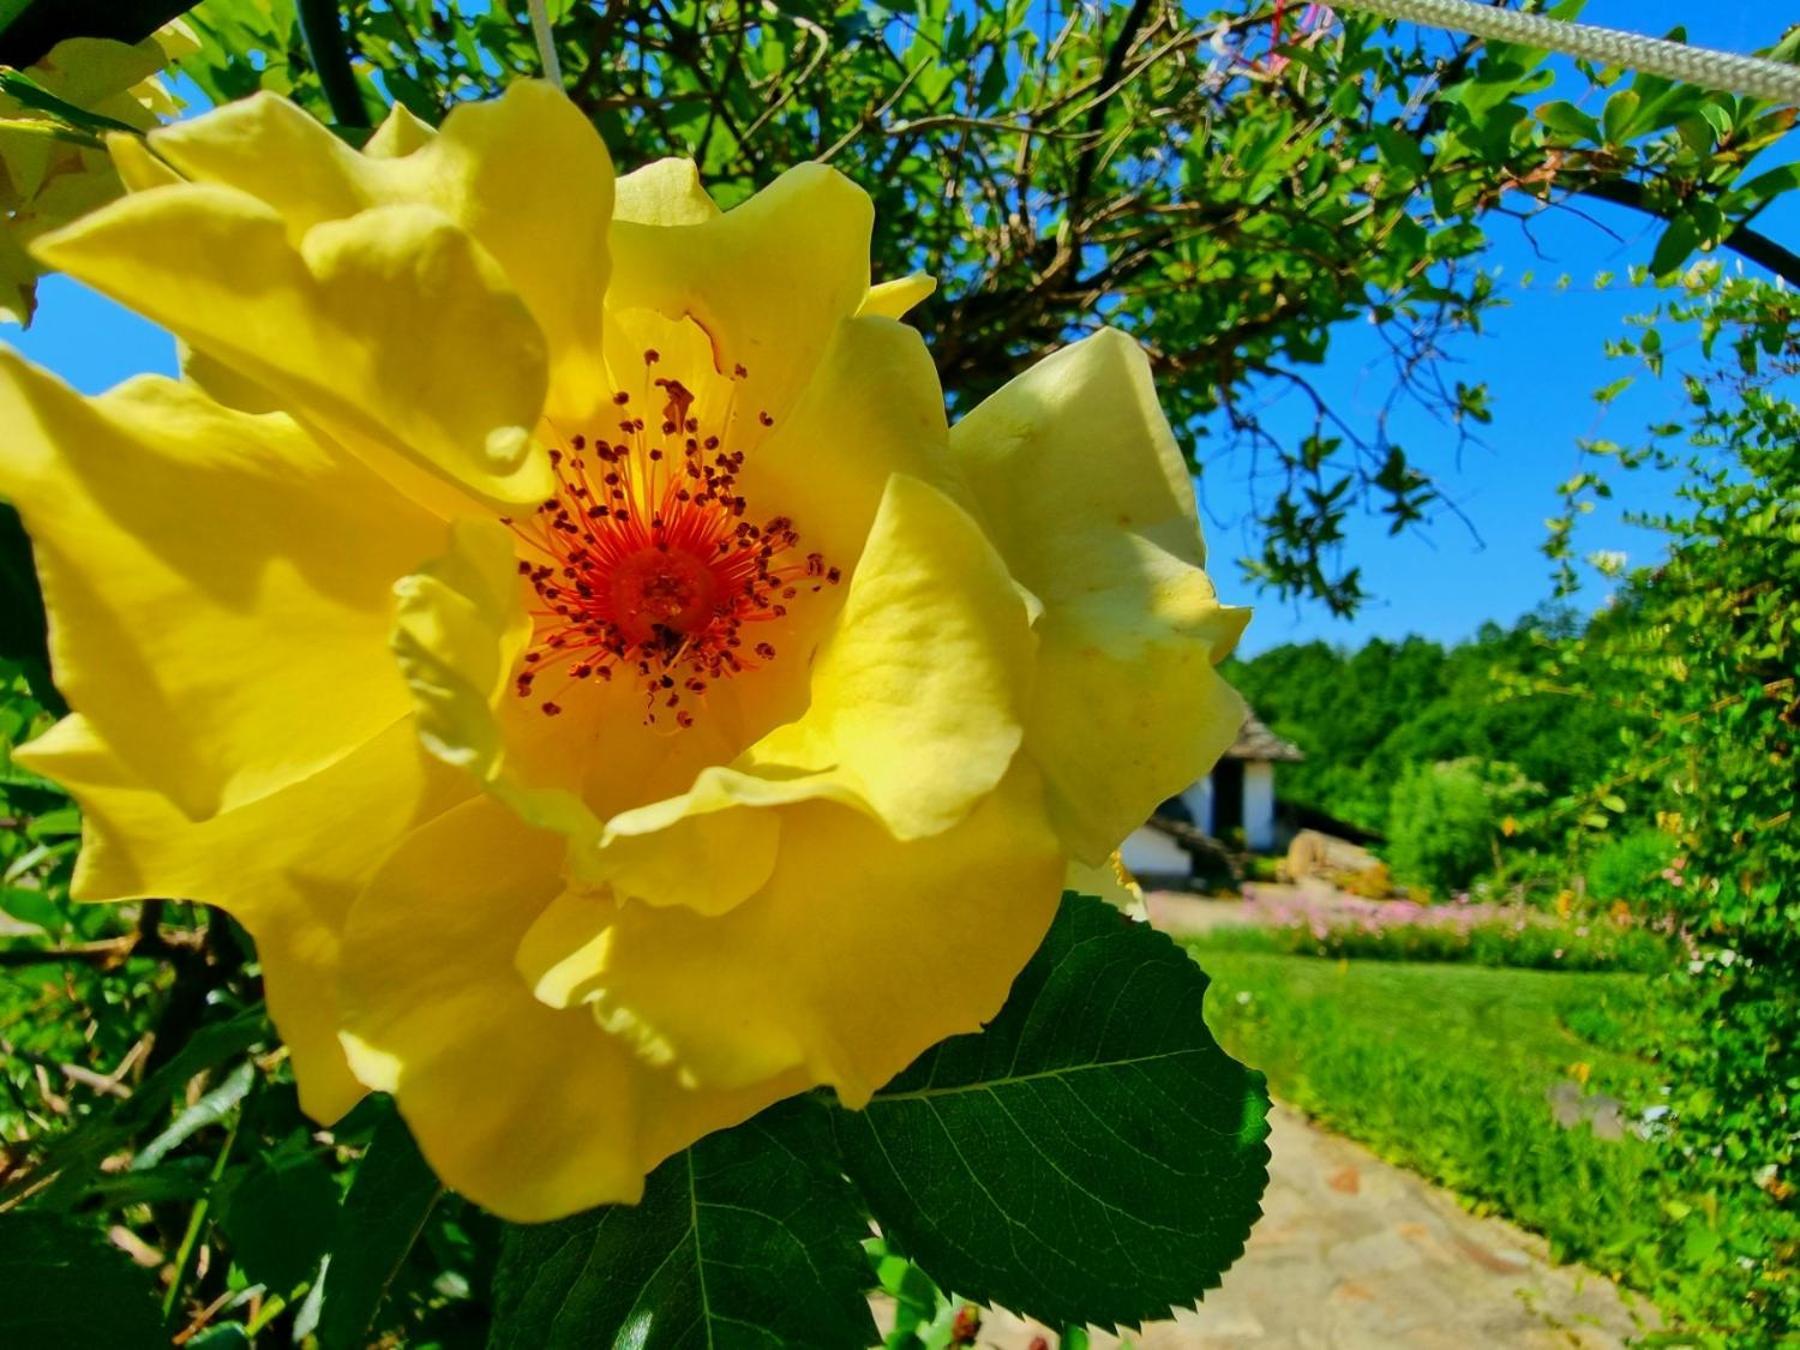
(1331, 0, 1800, 104)
(525, 0, 563, 86)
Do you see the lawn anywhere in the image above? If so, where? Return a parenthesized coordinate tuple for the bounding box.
(1189, 947, 1681, 1307)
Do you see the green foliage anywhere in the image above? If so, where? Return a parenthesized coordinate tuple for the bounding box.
(835, 896, 1270, 1330)
(1224, 614, 1626, 841)
(1545, 274, 1800, 1338)
(1583, 830, 1674, 905)
(1385, 759, 1508, 895)
(491, 1099, 878, 1349)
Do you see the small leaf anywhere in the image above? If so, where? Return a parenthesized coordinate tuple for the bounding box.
(1602, 88, 1641, 142)
(490, 1099, 876, 1349)
(316, 1107, 442, 1347)
(834, 894, 1271, 1329)
(1536, 100, 1600, 142)
(132, 1060, 255, 1171)
(1651, 213, 1702, 279)
(0, 1213, 162, 1347)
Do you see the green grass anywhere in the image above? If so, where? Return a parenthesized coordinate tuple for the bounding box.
(1191, 947, 1681, 1310)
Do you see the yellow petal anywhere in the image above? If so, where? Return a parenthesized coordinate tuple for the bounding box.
(613, 157, 719, 225)
(736, 315, 947, 568)
(608, 163, 872, 428)
(32, 185, 552, 509)
(145, 84, 611, 421)
(103, 131, 180, 192)
(0, 354, 445, 819)
(948, 329, 1249, 861)
(535, 764, 1064, 1104)
(364, 101, 435, 159)
(857, 273, 936, 320)
(336, 793, 807, 1221)
(751, 473, 1032, 840)
(18, 714, 469, 1122)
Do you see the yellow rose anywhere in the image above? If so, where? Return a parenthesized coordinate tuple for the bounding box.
(0, 84, 1246, 1221)
(0, 22, 192, 323)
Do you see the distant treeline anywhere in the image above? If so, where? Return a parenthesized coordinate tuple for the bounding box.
(1222, 613, 1625, 838)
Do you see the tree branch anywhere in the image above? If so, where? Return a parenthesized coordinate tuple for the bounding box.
(1574, 178, 1800, 287)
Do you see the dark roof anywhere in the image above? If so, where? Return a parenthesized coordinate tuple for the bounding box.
(1224, 712, 1305, 763)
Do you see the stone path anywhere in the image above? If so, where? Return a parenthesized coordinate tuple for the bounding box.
(876, 1104, 1660, 1349)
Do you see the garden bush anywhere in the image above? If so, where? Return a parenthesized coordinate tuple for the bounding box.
(1584, 830, 1675, 905)
(1384, 760, 1498, 895)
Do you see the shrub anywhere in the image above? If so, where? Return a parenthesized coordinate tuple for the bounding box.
(1384, 760, 1496, 895)
(1584, 830, 1675, 904)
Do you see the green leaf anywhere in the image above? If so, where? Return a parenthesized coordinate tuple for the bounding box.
(316, 1107, 442, 1347)
(1601, 88, 1641, 143)
(0, 1213, 162, 1348)
(1535, 100, 1600, 142)
(218, 1150, 339, 1294)
(132, 1059, 255, 1171)
(1650, 213, 1702, 279)
(489, 1099, 876, 1349)
(834, 894, 1270, 1330)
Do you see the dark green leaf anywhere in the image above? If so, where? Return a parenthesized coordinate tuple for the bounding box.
(834, 894, 1270, 1330)
(316, 1106, 442, 1346)
(0, 1213, 162, 1349)
(1651, 213, 1702, 279)
(218, 1150, 339, 1294)
(490, 1099, 876, 1349)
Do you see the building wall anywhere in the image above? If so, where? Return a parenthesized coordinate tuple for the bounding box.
(1120, 826, 1191, 881)
(1180, 778, 1215, 836)
(1244, 760, 1277, 852)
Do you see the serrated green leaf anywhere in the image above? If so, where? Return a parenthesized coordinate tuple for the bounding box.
(834, 894, 1270, 1330)
(0, 1213, 162, 1348)
(316, 1107, 442, 1347)
(489, 1099, 876, 1349)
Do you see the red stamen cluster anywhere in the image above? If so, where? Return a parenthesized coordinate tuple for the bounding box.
(502, 352, 841, 728)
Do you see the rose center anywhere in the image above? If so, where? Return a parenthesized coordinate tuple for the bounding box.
(610, 547, 720, 645)
(501, 350, 841, 728)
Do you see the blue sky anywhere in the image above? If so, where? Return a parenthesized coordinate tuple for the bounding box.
(5, 1, 1793, 657)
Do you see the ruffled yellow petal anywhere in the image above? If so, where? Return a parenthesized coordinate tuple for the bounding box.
(32, 185, 552, 510)
(948, 329, 1249, 861)
(0, 354, 445, 818)
(18, 715, 468, 1122)
(736, 315, 947, 568)
(364, 101, 435, 159)
(336, 793, 807, 1222)
(142, 83, 611, 421)
(749, 472, 1032, 840)
(857, 273, 936, 320)
(608, 163, 872, 427)
(613, 157, 719, 225)
(516, 764, 1064, 1104)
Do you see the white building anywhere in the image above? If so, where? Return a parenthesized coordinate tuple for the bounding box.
(1119, 712, 1305, 886)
